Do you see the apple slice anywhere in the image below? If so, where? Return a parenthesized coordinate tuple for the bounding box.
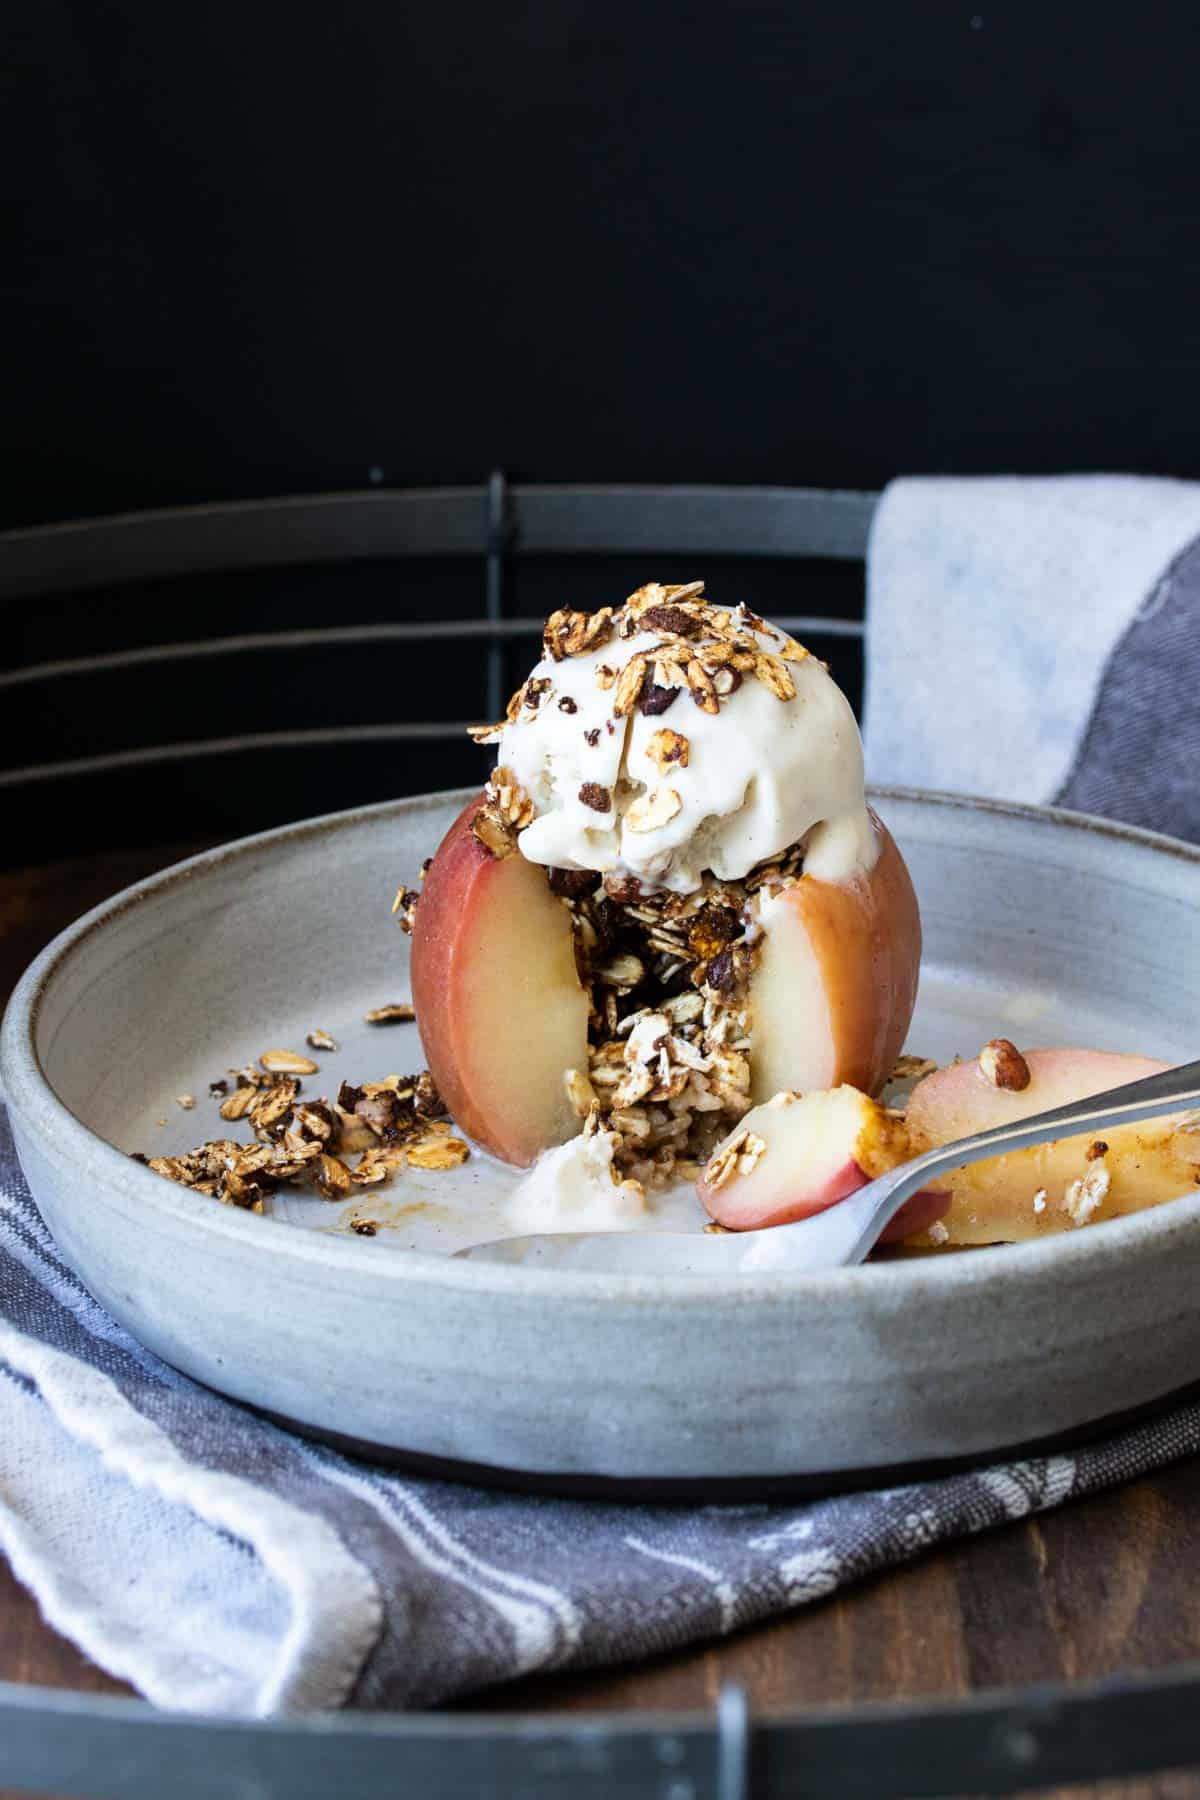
(410, 799, 589, 1166)
(905, 1047, 1200, 1243)
(749, 811, 921, 1104)
(698, 1085, 946, 1241)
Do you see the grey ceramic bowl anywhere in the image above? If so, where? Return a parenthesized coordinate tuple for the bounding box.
(4, 788, 1200, 1495)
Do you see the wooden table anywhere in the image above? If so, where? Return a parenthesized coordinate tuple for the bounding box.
(4, 845, 1200, 1798)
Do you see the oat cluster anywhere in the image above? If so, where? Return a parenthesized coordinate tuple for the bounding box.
(138, 1045, 467, 1215)
(468, 580, 810, 749)
(553, 843, 805, 1191)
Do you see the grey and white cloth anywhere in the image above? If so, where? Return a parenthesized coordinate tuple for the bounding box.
(864, 474, 1200, 836)
(4, 473, 1200, 1716)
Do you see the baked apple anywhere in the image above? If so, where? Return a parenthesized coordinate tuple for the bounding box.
(406, 580, 922, 1187)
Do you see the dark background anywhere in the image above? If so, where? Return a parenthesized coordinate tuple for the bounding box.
(4, 1, 1200, 860)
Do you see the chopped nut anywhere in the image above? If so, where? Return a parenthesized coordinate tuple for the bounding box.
(176, 1094, 196, 1111)
(978, 1039, 1031, 1092)
(466, 722, 505, 744)
(625, 787, 682, 833)
(306, 1028, 339, 1052)
(645, 728, 690, 774)
(558, 695, 578, 713)
(639, 679, 680, 716)
(594, 663, 618, 691)
(640, 603, 703, 639)
(260, 1049, 320, 1076)
(578, 782, 611, 813)
(351, 1218, 378, 1236)
(208, 1079, 228, 1098)
(364, 1003, 417, 1025)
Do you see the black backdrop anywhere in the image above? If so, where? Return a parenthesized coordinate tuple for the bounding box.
(4, 1, 1200, 860)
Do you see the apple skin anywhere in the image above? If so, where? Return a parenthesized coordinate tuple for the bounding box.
(749, 812, 921, 1104)
(905, 1047, 1200, 1243)
(410, 798, 589, 1166)
(698, 1085, 946, 1242)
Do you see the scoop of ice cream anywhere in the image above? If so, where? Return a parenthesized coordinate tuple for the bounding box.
(493, 583, 876, 894)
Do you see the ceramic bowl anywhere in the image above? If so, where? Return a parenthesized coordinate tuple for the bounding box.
(4, 788, 1200, 1494)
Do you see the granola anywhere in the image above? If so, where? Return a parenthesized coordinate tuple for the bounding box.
(488, 581, 810, 757)
(137, 1056, 466, 1216)
(550, 856, 787, 1188)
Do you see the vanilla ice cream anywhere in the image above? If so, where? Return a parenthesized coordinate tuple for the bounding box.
(492, 582, 875, 894)
(505, 1128, 648, 1233)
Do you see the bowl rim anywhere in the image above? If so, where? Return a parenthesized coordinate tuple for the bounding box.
(5, 784, 1200, 1306)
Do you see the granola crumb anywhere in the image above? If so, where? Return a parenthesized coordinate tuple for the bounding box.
(351, 1218, 378, 1237)
(307, 1028, 339, 1052)
(364, 1003, 417, 1025)
(392, 886, 420, 932)
(1064, 1163, 1110, 1226)
(176, 1095, 196, 1111)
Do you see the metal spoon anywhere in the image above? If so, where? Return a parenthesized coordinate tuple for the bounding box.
(454, 1058, 1200, 1274)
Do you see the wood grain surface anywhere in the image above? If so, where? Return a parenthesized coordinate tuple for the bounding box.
(3, 846, 1200, 1799)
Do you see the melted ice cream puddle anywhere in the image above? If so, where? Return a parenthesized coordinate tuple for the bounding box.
(504, 1130, 651, 1234)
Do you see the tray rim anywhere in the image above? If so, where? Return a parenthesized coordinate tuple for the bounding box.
(5, 783, 1200, 1306)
